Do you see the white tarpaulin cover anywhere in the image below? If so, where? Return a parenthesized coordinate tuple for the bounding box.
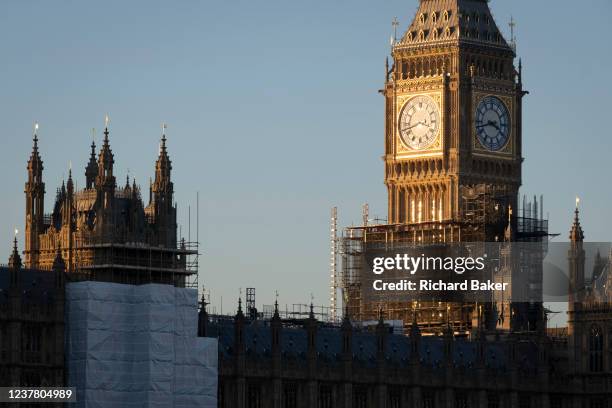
(66, 282, 217, 408)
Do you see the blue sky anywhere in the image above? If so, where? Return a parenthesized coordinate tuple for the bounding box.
(1, 0, 611, 318)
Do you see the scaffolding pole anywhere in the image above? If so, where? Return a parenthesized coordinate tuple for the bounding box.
(330, 207, 338, 321)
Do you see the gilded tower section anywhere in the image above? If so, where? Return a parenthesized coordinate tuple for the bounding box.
(385, 0, 522, 224)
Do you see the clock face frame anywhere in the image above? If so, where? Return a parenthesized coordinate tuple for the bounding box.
(475, 96, 511, 152)
(398, 95, 441, 151)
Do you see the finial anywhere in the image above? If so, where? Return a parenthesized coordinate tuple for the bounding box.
(13, 228, 18, 249)
(33, 121, 39, 138)
(104, 115, 110, 141)
(508, 205, 513, 224)
(509, 16, 517, 51)
(392, 16, 399, 44)
(575, 196, 580, 209)
(162, 122, 167, 138)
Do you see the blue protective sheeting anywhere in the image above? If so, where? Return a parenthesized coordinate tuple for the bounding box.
(66, 282, 217, 408)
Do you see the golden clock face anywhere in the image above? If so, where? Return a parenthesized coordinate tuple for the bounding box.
(398, 95, 440, 150)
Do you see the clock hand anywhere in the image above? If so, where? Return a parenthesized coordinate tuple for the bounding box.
(487, 120, 500, 131)
(402, 120, 427, 131)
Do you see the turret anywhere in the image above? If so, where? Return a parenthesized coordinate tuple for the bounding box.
(8, 236, 22, 288)
(568, 200, 585, 338)
(271, 299, 282, 354)
(24, 124, 45, 268)
(234, 297, 245, 355)
(63, 169, 74, 227)
(150, 127, 176, 247)
(85, 138, 98, 189)
(95, 123, 116, 230)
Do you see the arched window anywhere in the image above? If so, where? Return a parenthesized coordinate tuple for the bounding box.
(432, 12, 438, 24)
(590, 325, 604, 372)
(443, 11, 450, 23)
(445, 27, 451, 38)
(418, 30, 425, 41)
(419, 13, 426, 25)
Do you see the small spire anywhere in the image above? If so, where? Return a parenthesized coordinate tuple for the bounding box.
(509, 16, 517, 52)
(8, 229, 22, 270)
(67, 167, 74, 194)
(570, 197, 584, 242)
(391, 16, 399, 44)
(103, 114, 110, 144)
(33, 122, 39, 146)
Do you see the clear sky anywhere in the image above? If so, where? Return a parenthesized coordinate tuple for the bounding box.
(1, 1, 611, 319)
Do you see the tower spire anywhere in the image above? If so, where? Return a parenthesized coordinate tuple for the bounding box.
(25, 122, 45, 268)
(570, 197, 584, 242)
(8, 229, 22, 270)
(86, 129, 98, 189)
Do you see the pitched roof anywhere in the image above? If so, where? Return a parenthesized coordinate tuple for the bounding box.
(395, 0, 513, 53)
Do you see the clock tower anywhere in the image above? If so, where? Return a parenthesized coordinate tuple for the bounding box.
(384, 0, 524, 225)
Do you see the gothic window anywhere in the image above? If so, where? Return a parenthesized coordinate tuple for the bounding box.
(455, 391, 468, 408)
(408, 32, 414, 41)
(283, 382, 297, 408)
(420, 13, 426, 25)
(445, 27, 452, 38)
(432, 12, 438, 24)
(443, 11, 450, 23)
(246, 382, 262, 408)
(418, 31, 425, 41)
(23, 325, 42, 364)
(473, 12, 480, 23)
(589, 324, 604, 372)
(488, 392, 501, 408)
(21, 371, 41, 387)
(319, 385, 333, 408)
(388, 387, 401, 408)
(432, 29, 439, 40)
(353, 388, 367, 408)
(422, 390, 435, 408)
(550, 396, 563, 408)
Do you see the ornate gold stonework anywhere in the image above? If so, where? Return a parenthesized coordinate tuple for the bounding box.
(383, 1, 523, 225)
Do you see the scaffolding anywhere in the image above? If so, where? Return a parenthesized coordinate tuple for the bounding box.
(329, 207, 339, 321)
(339, 185, 550, 335)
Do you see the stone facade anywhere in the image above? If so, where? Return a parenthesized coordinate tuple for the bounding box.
(0, 240, 65, 408)
(22, 124, 196, 287)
